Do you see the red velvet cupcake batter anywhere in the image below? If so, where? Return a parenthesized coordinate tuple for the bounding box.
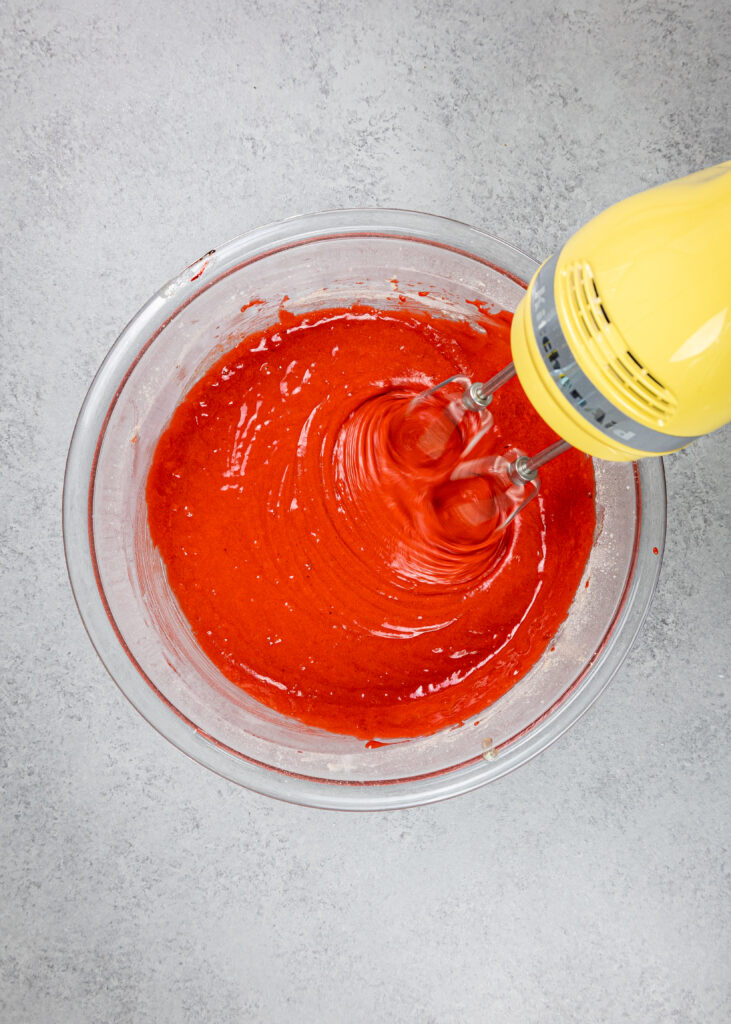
(146, 304, 595, 740)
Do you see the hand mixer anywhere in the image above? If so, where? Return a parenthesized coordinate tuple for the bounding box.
(402, 161, 731, 537)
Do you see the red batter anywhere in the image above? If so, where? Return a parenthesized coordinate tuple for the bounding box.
(146, 304, 595, 740)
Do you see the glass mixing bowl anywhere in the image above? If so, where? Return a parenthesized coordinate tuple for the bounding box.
(63, 210, 666, 810)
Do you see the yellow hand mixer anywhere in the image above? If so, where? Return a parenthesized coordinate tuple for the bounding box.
(402, 162, 731, 536)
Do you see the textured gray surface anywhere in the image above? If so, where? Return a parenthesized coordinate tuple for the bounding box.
(2, 0, 730, 1021)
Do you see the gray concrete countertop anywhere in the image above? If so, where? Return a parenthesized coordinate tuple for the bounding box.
(2, 1, 729, 1021)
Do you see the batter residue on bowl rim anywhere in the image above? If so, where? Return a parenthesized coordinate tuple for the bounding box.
(146, 303, 595, 741)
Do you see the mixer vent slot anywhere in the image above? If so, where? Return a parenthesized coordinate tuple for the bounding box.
(561, 262, 678, 424)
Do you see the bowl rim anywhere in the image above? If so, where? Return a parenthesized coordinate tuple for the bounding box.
(62, 208, 667, 810)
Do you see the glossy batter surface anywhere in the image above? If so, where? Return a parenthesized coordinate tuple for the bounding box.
(146, 304, 595, 740)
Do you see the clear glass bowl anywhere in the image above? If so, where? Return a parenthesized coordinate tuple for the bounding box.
(63, 210, 666, 810)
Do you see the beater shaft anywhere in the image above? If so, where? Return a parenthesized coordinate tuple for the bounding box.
(469, 362, 516, 407)
(510, 439, 572, 483)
